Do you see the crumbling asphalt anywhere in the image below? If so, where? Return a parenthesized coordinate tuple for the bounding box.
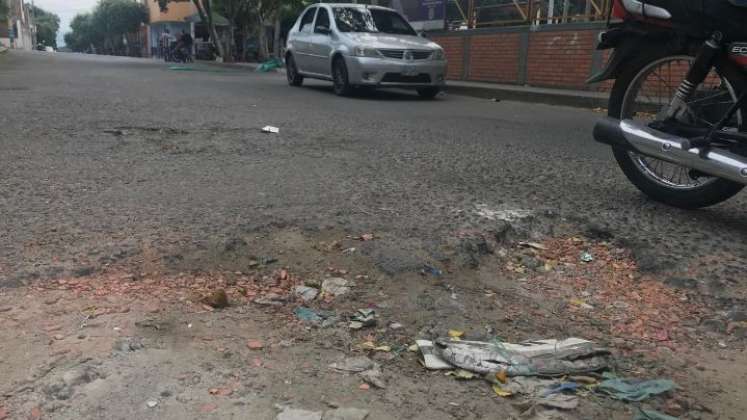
(2, 51, 747, 420)
(2, 51, 746, 299)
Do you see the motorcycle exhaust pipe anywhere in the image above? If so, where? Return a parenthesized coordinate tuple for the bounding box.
(594, 117, 747, 185)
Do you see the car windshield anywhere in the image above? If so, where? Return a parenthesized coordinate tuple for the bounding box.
(333, 7, 416, 36)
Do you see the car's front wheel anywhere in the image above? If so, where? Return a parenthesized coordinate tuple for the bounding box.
(332, 57, 353, 97)
(286, 54, 303, 86)
(417, 87, 440, 99)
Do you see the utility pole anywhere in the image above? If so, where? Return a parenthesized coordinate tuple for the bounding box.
(30, 0, 37, 47)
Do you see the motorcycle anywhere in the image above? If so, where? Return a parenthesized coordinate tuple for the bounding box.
(591, 0, 747, 208)
(164, 41, 193, 64)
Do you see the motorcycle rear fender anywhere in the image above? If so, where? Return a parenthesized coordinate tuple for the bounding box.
(587, 25, 679, 84)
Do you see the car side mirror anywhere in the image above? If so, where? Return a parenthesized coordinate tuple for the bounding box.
(418, 31, 428, 38)
(316, 26, 331, 35)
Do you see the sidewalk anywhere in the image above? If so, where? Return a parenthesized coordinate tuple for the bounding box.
(198, 59, 608, 109)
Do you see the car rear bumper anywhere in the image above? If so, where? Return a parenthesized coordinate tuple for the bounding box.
(345, 56, 447, 88)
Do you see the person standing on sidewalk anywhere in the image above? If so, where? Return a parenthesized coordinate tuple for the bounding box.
(180, 30, 193, 61)
(160, 29, 175, 60)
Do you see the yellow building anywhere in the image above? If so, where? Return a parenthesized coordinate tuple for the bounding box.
(144, 0, 198, 57)
(147, 0, 197, 23)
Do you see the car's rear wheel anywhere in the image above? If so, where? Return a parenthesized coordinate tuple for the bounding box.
(286, 54, 303, 86)
(417, 87, 440, 99)
(332, 57, 353, 97)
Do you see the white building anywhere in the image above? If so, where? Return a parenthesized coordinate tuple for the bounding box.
(0, 0, 35, 50)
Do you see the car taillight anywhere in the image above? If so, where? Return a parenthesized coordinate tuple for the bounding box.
(612, 0, 628, 19)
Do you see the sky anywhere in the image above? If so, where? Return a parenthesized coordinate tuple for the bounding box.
(33, 0, 100, 46)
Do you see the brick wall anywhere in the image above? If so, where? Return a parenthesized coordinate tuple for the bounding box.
(526, 31, 595, 89)
(469, 33, 520, 83)
(430, 24, 607, 91)
(431, 35, 464, 80)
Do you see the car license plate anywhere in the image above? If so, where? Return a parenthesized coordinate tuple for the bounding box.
(402, 66, 418, 76)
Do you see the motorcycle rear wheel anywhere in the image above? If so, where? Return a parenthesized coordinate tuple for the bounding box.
(608, 52, 745, 208)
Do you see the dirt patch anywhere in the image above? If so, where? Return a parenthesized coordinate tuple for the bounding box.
(1, 228, 745, 420)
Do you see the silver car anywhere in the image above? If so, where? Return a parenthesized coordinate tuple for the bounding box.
(285, 3, 447, 98)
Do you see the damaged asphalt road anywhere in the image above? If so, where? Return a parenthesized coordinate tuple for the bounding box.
(1, 51, 745, 292)
(1, 51, 747, 419)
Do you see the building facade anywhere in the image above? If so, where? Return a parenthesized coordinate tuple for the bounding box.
(0, 0, 35, 50)
(144, 0, 197, 58)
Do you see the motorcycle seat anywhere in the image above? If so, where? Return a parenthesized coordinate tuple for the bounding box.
(729, 0, 747, 8)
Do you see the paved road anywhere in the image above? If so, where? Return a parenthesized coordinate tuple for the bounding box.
(1, 51, 745, 298)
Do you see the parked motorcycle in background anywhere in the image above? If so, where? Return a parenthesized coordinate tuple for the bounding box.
(591, 0, 747, 208)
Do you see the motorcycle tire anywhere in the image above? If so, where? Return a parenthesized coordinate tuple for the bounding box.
(608, 51, 745, 209)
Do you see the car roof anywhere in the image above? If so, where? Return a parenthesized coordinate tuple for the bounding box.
(315, 3, 395, 12)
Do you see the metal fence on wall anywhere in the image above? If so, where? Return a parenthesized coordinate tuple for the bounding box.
(446, 0, 611, 30)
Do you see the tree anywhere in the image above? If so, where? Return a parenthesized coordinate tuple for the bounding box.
(64, 13, 99, 52)
(64, 0, 148, 55)
(218, 0, 306, 61)
(0, 1, 9, 21)
(93, 0, 149, 55)
(156, 0, 225, 59)
(31, 6, 61, 48)
(254, 0, 308, 60)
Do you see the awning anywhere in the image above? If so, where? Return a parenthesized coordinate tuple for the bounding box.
(184, 12, 230, 26)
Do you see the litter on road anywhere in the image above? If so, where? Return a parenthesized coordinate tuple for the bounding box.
(349, 309, 377, 330)
(294, 286, 319, 302)
(519, 241, 547, 250)
(419, 337, 610, 376)
(416, 340, 454, 370)
(421, 264, 443, 276)
(256, 58, 283, 72)
(446, 369, 477, 380)
(596, 377, 675, 402)
(293, 306, 339, 328)
(321, 278, 351, 297)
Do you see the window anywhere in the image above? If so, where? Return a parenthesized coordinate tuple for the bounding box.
(314, 8, 331, 33)
(333, 7, 375, 33)
(299, 8, 317, 32)
(333, 7, 416, 36)
(370, 9, 416, 36)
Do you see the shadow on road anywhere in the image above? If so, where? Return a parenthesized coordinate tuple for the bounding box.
(302, 84, 440, 101)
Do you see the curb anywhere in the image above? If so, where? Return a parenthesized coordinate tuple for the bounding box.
(444, 83, 608, 109)
(196, 59, 608, 109)
(196, 59, 262, 71)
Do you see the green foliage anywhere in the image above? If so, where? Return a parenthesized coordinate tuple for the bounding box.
(93, 0, 149, 38)
(31, 6, 61, 48)
(0, 1, 9, 21)
(65, 0, 148, 53)
(64, 13, 98, 52)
